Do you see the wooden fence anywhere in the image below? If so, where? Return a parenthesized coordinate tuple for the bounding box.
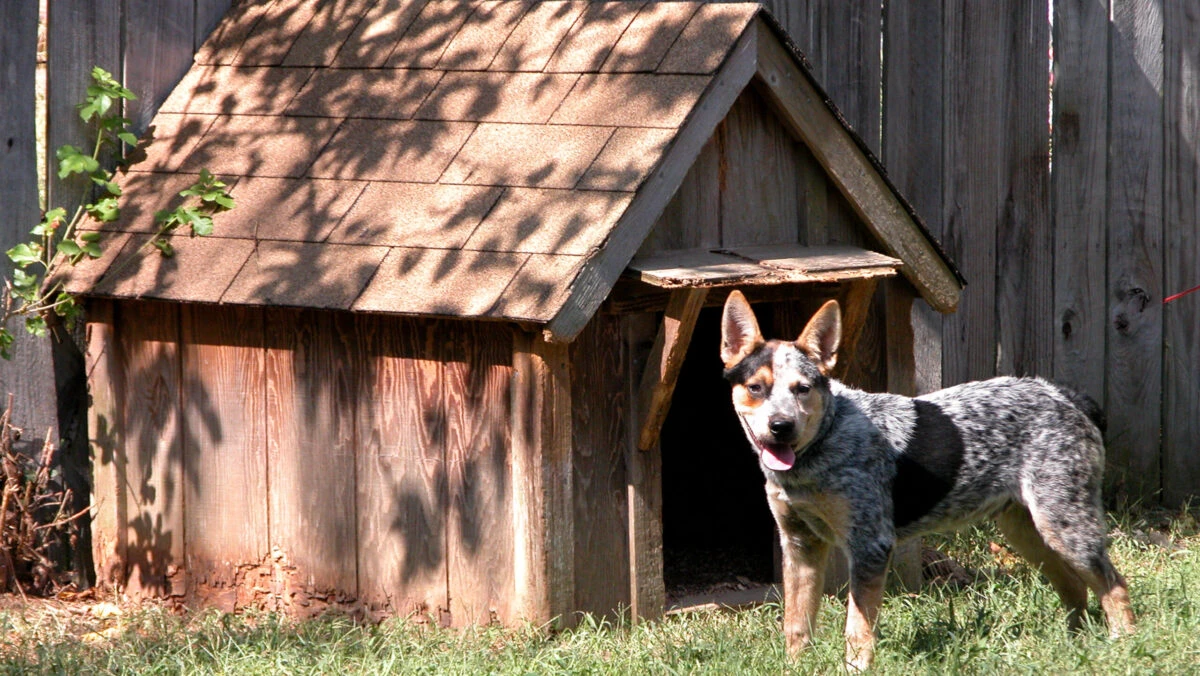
(1, 0, 1197, 508)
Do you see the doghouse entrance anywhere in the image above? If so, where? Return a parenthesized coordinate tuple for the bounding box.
(660, 306, 779, 602)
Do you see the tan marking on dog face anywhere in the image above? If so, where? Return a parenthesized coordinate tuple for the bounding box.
(731, 364, 774, 410)
(794, 386, 826, 448)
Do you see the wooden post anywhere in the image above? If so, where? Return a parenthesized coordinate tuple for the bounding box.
(85, 300, 126, 589)
(833, 279, 879, 381)
(636, 289, 708, 452)
(624, 312, 665, 622)
(511, 331, 575, 627)
(885, 279, 923, 591)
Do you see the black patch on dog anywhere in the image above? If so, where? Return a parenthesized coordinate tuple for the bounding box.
(892, 400, 965, 528)
(723, 344, 775, 383)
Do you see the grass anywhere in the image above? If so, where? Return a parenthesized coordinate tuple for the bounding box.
(1, 506, 1197, 675)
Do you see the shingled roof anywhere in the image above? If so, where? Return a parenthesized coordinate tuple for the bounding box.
(65, 0, 961, 341)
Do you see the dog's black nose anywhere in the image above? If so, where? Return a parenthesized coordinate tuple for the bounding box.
(769, 419, 795, 439)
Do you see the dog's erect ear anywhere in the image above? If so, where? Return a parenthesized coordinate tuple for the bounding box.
(721, 290, 764, 367)
(797, 300, 841, 375)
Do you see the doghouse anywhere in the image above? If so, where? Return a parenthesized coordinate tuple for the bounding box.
(65, 1, 963, 625)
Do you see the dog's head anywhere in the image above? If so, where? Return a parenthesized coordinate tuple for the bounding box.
(720, 291, 841, 473)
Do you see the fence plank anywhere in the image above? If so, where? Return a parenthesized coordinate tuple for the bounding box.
(1162, 2, 1200, 506)
(125, 0, 196, 134)
(1106, 0, 1164, 499)
(0, 0, 58, 450)
(882, 0, 943, 394)
(195, 0, 234, 52)
(993, 1, 1052, 379)
(1052, 0, 1110, 407)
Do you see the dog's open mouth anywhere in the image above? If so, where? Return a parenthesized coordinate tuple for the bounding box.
(756, 439, 797, 472)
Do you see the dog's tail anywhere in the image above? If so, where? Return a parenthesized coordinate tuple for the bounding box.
(1052, 382, 1107, 436)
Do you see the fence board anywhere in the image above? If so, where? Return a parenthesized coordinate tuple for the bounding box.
(0, 1, 58, 451)
(180, 304, 269, 602)
(1052, 0, 1110, 406)
(1162, 2, 1200, 505)
(195, 0, 234, 52)
(445, 322, 515, 626)
(355, 315, 448, 621)
(882, 0, 943, 394)
(994, 1, 1052, 378)
(1106, 0, 1164, 498)
(125, 0, 196, 135)
(265, 308, 359, 602)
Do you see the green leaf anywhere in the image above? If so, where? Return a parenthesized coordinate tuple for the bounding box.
(7, 242, 42, 267)
(117, 131, 138, 146)
(152, 237, 175, 257)
(58, 240, 82, 257)
(25, 315, 47, 337)
(87, 196, 120, 222)
(56, 145, 100, 178)
(80, 231, 103, 242)
(55, 293, 81, 329)
(0, 329, 13, 360)
(82, 242, 103, 258)
(12, 268, 39, 302)
(212, 193, 235, 210)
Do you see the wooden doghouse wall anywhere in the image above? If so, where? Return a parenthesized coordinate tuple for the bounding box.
(88, 299, 515, 624)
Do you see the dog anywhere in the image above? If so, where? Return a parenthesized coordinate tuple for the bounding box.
(720, 291, 1134, 670)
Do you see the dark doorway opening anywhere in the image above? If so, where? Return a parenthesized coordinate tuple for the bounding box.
(660, 305, 778, 601)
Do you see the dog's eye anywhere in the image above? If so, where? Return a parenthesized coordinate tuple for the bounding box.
(793, 383, 811, 395)
(747, 383, 765, 397)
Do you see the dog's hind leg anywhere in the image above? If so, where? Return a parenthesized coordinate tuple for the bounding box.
(995, 503, 1089, 629)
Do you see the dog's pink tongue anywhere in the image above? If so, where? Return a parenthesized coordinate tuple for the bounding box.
(761, 445, 796, 472)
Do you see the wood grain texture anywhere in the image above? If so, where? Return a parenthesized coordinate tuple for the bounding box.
(511, 331, 575, 626)
(264, 308, 358, 599)
(570, 314, 630, 617)
(639, 136, 721, 255)
(445, 322, 515, 626)
(637, 289, 708, 451)
(624, 312, 664, 621)
(1161, 1, 1199, 506)
(1106, 0, 1163, 498)
(195, 0, 235, 52)
(0, 0, 58, 460)
(754, 19, 961, 314)
(85, 300, 126, 588)
(124, 0, 195, 134)
(355, 314, 448, 621)
(118, 301, 185, 597)
(832, 279, 878, 382)
(180, 305, 269, 588)
(882, 0, 944, 395)
(1051, 0, 1108, 405)
(719, 88, 801, 247)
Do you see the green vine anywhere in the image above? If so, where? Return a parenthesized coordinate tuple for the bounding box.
(1, 66, 234, 359)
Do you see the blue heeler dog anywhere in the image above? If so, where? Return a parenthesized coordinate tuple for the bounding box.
(720, 291, 1134, 670)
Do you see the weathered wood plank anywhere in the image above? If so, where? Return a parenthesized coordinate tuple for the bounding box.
(1051, 0, 1108, 406)
(628, 246, 900, 289)
(570, 314, 630, 617)
(195, 0, 235, 52)
(1162, 1, 1200, 506)
(355, 314, 448, 621)
(719, 88, 801, 247)
(753, 19, 960, 315)
(1106, 0, 1164, 499)
(118, 300, 185, 597)
(625, 312, 664, 621)
(637, 289, 708, 452)
(882, 0, 944, 395)
(445, 321, 515, 626)
(0, 0, 58, 462)
(639, 136, 721, 255)
(883, 280, 922, 590)
(124, 0, 196, 135)
(511, 331, 575, 626)
(180, 304, 269, 607)
(995, 1, 1053, 379)
(85, 300, 126, 588)
(264, 308, 358, 606)
(545, 26, 759, 340)
(832, 279, 878, 382)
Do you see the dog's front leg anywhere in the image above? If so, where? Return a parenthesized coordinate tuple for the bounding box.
(844, 536, 892, 671)
(768, 491, 831, 658)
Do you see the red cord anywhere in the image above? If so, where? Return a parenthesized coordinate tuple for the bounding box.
(1164, 283, 1200, 304)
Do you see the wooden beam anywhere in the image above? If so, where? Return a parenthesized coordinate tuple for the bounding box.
(752, 17, 961, 314)
(637, 289, 708, 452)
(883, 279, 922, 591)
(832, 279, 879, 381)
(511, 332, 575, 627)
(624, 313, 665, 622)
